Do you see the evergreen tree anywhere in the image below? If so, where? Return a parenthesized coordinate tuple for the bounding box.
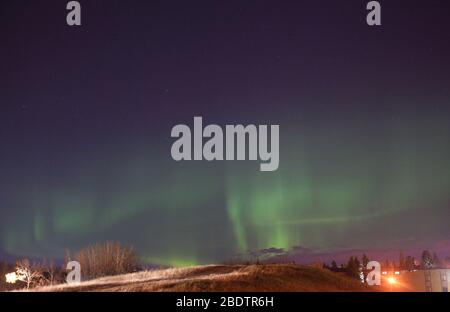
(399, 252, 405, 270)
(331, 260, 338, 271)
(432, 252, 441, 268)
(405, 256, 415, 271)
(362, 254, 369, 267)
(422, 250, 433, 269)
(346, 256, 361, 279)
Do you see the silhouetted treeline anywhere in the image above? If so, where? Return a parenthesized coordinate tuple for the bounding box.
(322, 250, 449, 281)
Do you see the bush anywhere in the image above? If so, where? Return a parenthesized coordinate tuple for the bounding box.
(69, 241, 139, 280)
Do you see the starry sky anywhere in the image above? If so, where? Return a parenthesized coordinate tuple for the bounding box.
(1, 1, 450, 266)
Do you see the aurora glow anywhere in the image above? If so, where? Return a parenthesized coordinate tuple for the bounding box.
(1, 1, 449, 265)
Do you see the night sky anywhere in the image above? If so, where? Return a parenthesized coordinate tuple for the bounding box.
(1, 1, 450, 266)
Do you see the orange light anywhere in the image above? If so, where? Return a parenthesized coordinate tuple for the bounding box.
(387, 277, 396, 285)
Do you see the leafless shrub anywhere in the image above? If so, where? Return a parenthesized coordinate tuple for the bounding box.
(68, 241, 139, 279)
(15, 259, 44, 290)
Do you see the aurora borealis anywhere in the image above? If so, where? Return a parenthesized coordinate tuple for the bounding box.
(1, 1, 450, 266)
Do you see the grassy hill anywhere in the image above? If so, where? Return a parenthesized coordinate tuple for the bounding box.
(31, 264, 373, 292)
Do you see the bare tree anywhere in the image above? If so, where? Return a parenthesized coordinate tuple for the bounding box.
(39, 258, 57, 286)
(73, 241, 139, 279)
(15, 259, 43, 290)
(47, 259, 56, 286)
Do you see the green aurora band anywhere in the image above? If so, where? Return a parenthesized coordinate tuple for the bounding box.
(2, 108, 450, 266)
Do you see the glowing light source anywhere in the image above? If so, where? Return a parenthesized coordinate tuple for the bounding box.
(5, 272, 18, 284)
(387, 277, 397, 285)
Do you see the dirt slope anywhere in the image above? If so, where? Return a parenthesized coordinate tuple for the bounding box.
(32, 264, 372, 292)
